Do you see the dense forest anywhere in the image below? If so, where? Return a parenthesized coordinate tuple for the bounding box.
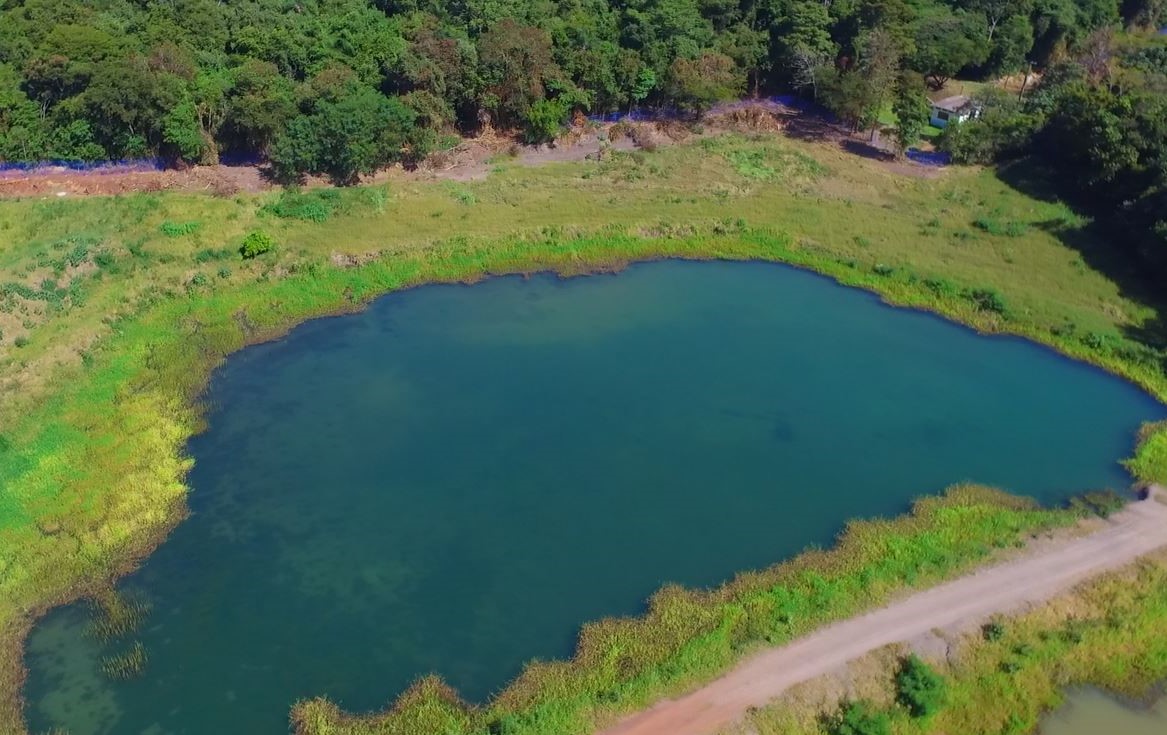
(0, 0, 1164, 270)
(0, 0, 1159, 167)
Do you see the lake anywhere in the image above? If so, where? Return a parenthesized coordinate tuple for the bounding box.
(24, 260, 1165, 734)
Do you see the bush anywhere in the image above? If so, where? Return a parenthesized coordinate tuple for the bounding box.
(239, 231, 275, 259)
(965, 287, 1008, 315)
(983, 620, 1006, 641)
(923, 277, 959, 298)
(522, 98, 569, 144)
(261, 190, 338, 222)
(830, 700, 891, 735)
(160, 221, 201, 237)
(194, 248, 234, 263)
(1070, 490, 1127, 518)
(895, 654, 948, 717)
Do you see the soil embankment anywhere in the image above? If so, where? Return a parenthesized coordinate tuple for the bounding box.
(599, 489, 1167, 735)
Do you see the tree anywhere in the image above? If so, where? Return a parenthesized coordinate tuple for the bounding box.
(666, 51, 743, 114)
(938, 88, 1038, 163)
(910, 10, 990, 89)
(224, 61, 297, 155)
(162, 101, 206, 163)
(478, 19, 561, 127)
(1122, 0, 1166, 29)
(821, 69, 880, 132)
(631, 66, 657, 109)
(79, 55, 184, 157)
(892, 74, 931, 154)
(895, 655, 948, 718)
(858, 26, 903, 97)
(270, 85, 419, 185)
(0, 64, 50, 161)
(523, 98, 569, 143)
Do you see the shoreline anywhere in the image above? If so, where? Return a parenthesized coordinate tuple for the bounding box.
(5, 219, 1167, 731)
(7, 236, 1167, 734)
(598, 489, 1167, 735)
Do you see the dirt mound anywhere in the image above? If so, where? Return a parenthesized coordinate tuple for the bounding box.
(0, 165, 267, 199)
(706, 105, 785, 133)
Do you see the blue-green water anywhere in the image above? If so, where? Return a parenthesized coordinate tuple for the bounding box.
(24, 261, 1165, 735)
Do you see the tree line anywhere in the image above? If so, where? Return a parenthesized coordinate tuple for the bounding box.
(0, 0, 1162, 184)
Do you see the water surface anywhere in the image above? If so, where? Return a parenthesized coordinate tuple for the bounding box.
(25, 260, 1164, 734)
(1041, 688, 1167, 734)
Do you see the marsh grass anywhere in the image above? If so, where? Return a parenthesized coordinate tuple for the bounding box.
(99, 641, 147, 681)
(85, 590, 151, 643)
(3, 132, 1167, 735)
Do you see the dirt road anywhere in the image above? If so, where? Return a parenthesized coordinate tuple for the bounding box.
(599, 489, 1167, 735)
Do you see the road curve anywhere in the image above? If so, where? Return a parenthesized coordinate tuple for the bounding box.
(598, 489, 1167, 735)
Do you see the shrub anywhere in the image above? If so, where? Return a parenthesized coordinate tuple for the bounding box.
(160, 221, 201, 237)
(923, 277, 959, 298)
(973, 217, 1027, 237)
(1069, 490, 1126, 518)
(14, 336, 29, 348)
(965, 287, 1008, 315)
(261, 190, 336, 222)
(239, 231, 275, 259)
(194, 248, 234, 263)
(830, 700, 892, 735)
(895, 655, 948, 717)
(522, 98, 569, 144)
(983, 620, 1006, 641)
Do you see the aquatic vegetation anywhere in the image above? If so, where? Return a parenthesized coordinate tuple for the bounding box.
(85, 590, 151, 643)
(99, 641, 147, 680)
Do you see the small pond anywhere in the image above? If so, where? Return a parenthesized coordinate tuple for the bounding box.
(24, 260, 1165, 734)
(1041, 688, 1167, 734)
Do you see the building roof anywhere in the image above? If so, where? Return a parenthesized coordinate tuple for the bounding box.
(932, 95, 974, 113)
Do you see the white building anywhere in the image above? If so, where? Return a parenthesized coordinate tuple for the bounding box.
(930, 95, 980, 128)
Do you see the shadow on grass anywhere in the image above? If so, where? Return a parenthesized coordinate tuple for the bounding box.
(995, 158, 1167, 360)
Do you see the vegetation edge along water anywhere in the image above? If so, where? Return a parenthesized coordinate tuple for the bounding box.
(4, 218, 1167, 735)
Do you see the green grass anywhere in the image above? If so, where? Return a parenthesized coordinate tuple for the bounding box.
(2, 132, 1167, 734)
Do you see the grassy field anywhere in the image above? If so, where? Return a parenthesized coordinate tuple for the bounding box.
(3, 130, 1167, 734)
